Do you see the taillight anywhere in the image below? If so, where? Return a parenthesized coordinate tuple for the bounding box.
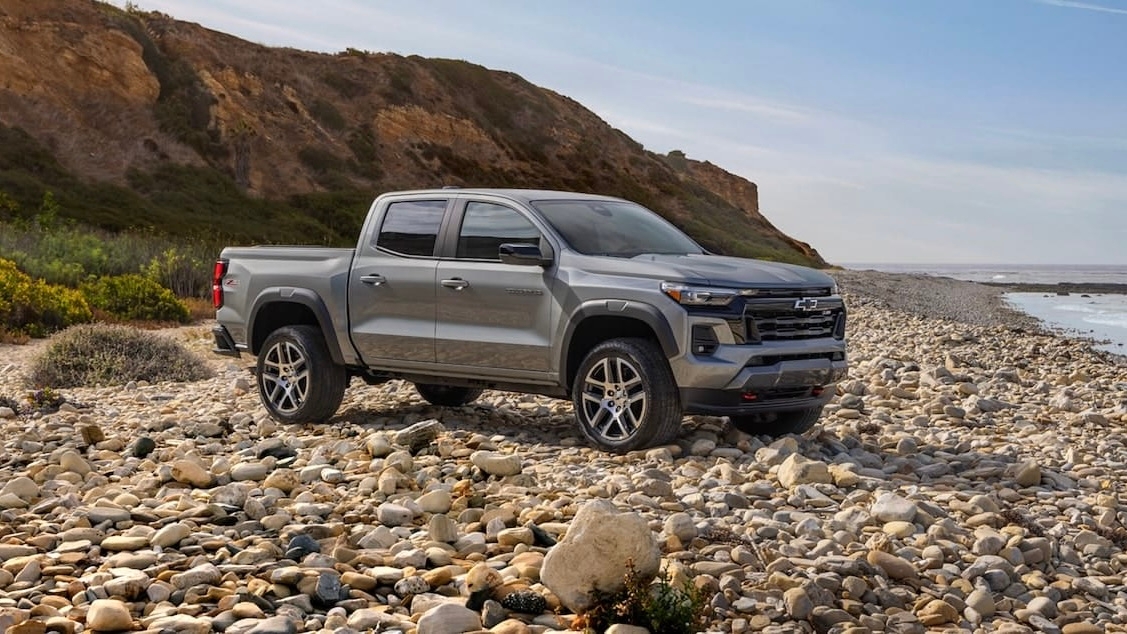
(212, 259, 228, 309)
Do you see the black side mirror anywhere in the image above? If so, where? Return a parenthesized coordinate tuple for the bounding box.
(499, 243, 551, 267)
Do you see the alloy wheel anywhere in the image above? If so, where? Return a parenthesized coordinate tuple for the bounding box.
(260, 340, 309, 414)
(578, 355, 647, 442)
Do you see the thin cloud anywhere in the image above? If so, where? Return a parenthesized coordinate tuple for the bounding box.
(677, 96, 815, 123)
(1036, 0, 1127, 16)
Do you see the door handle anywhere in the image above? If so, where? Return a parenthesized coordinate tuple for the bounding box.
(441, 278, 469, 291)
(359, 274, 386, 286)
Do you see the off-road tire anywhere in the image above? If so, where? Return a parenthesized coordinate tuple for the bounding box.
(414, 383, 484, 407)
(729, 406, 824, 437)
(571, 338, 682, 453)
(257, 325, 347, 424)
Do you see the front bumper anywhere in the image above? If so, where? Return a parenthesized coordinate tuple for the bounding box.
(681, 382, 836, 417)
(671, 334, 847, 417)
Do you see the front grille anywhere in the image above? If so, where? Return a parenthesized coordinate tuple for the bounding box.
(749, 310, 839, 341)
(698, 292, 846, 344)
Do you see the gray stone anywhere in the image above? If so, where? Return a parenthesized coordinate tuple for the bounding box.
(377, 502, 415, 526)
(395, 419, 445, 452)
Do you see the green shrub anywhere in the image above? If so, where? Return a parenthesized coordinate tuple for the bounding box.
(81, 274, 190, 323)
(143, 247, 211, 298)
(0, 258, 92, 337)
(27, 324, 212, 388)
(581, 562, 710, 634)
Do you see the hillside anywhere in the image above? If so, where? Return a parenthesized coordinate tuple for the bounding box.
(0, 0, 825, 266)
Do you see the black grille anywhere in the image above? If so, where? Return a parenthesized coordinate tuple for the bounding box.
(749, 310, 839, 341)
(742, 296, 845, 343)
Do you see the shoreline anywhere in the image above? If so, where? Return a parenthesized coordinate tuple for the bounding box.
(834, 269, 1127, 364)
(984, 281, 1127, 295)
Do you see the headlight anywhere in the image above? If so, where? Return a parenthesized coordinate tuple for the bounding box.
(661, 282, 737, 306)
(830, 283, 839, 295)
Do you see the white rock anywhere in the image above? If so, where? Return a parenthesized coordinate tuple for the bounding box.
(416, 602, 481, 634)
(170, 563, 221, 590)
(417, 489, 452, 514)
(664, 512, 697, 543)
(871, 492, 919, 523)
(541, 499, 661, 613)
(150, 522, 192, 548)
(230, 462, 270, 481)
(471, 450, 522, 477)
(0, 476, 37, 501)
(777, 454, 832, 488)
(377, 502, 415, 526)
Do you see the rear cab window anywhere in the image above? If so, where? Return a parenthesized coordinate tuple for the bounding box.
(374, 200, 447, 257)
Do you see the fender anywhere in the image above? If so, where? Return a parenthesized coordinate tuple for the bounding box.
(559, 300, 680, 377)
(248, 287, 347, 365)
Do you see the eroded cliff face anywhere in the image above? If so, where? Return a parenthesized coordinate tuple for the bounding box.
(0, 0, 826, 266)
(685, 160, 823, 263)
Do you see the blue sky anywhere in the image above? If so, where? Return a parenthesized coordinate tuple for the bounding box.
(123, 0, 1127, 265)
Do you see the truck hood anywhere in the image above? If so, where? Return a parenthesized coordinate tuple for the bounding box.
(572, 253, 835, 289)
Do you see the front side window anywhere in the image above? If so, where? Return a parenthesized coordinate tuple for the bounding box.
(456, 201, 541, 260)
(375, 200, 446, 256)
(531, 199, 702, 257)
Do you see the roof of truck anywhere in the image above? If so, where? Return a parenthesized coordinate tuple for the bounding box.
(380, 188, 626, 204)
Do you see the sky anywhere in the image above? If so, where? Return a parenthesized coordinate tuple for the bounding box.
(119, 0, 1127, 265)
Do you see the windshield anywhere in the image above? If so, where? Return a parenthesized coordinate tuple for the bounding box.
(531, 199, 703, 257)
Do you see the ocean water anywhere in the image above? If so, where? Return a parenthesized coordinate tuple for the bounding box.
(845, 263, 1127, 355)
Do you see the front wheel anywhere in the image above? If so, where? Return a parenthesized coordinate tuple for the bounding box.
(257, 325, 347, 424)
(572, 338, 683, 453)
(414, 383, 483, 407)
(729, 406, 823, 437)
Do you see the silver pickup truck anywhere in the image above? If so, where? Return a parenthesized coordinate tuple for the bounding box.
(212, 188, 847, 452)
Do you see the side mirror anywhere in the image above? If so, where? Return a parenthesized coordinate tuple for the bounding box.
(499, 243, 551, 267)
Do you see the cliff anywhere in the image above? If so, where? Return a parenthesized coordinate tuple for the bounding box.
(0, 0, 826, 266)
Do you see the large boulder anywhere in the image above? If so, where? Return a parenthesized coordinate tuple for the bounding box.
(541, 499, 661, 613)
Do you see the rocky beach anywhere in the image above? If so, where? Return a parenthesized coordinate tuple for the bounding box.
(0, 270, 1125, 634)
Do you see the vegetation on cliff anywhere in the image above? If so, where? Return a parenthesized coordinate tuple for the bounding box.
(0, 0, 826, 267)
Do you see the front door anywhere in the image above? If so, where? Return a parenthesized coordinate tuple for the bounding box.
(348, 198, 449, 364)
(435, 200, 555, 374)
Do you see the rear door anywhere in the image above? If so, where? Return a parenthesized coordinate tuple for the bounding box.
(348, 198, 451, 364)
(434, 199, 556, 374)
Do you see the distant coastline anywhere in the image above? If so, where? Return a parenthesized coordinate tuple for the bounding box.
(840, 264, 1127, 356)
(982, 281, 1127, 295)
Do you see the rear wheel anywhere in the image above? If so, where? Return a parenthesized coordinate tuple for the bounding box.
(257, 325, 347, 424)
(729, 406, 823, 437)
(572, 338, 682, 453)
(414, 383, 483, 407)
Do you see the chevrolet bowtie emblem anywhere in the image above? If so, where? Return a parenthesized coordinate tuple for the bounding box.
(794, 298, 819, 311)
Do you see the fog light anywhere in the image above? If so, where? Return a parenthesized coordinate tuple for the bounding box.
(812, 386, 824, 396)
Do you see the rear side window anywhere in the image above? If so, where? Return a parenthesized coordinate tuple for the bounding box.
(375, 200, 447, 256)
(457, 202, 540, 260)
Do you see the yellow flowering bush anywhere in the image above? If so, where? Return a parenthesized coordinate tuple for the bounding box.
(0, 258, 92, 337)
